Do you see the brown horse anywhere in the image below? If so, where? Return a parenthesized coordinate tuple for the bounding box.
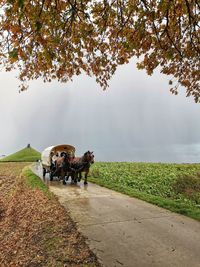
(71, 151, 95, 185)
(52, 153, 76, 181)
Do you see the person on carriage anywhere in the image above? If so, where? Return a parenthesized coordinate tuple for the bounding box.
(51, 152, 59, 166)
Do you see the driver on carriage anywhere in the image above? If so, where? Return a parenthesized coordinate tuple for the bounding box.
(51, 152, 59, 167)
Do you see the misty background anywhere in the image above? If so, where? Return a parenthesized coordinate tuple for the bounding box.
(0, 59, 200, 163)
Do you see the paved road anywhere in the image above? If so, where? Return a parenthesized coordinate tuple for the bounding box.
(33, 164, 200, 267)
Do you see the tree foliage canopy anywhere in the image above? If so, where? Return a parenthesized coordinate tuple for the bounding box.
(0, 0, 199, 101)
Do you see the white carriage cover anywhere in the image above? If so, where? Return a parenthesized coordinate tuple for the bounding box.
(41, 144, 75, 167)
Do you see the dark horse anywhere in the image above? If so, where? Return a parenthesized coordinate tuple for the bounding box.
(53, 153, 76, 181)
(63, 151, 94, 185)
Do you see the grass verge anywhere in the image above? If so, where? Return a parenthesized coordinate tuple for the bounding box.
(21, 167, 52, 198)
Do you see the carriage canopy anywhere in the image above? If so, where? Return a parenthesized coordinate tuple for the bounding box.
(41, 144, 75, 167)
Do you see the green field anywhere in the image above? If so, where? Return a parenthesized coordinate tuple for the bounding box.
(90, 162, 200, 220)
(0, 147, 41, 162)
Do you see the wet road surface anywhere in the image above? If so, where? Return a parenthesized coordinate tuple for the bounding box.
(32, 164, 200, 267)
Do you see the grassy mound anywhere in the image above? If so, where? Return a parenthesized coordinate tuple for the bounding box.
(0, 146, 41, 162)
(90, 162, 200, 221)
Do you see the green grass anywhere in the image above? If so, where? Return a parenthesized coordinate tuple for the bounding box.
(0, 147, 41, 162)
(22, 167, 53, 198)
(89, 162, 200, 221)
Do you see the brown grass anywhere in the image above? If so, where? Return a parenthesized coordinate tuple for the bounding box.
(173, 173, 200, 204)
(0, 163, 100, 267)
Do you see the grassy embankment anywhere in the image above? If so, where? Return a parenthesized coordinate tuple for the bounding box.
(0, 147, 41, 162)
(89, 162, 200, 221)
(0, 163, 100, 267)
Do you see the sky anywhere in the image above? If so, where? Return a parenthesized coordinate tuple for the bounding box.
(0, 58, 200, 163)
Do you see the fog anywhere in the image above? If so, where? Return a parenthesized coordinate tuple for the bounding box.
(0, 59, 200, 163)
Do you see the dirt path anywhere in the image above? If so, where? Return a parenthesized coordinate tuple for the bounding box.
(33, 164, 200, 267)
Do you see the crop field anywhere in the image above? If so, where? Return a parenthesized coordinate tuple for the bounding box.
(90, 162, 200, 220)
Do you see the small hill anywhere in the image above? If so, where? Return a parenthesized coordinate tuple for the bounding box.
(0, 145, 41, 162)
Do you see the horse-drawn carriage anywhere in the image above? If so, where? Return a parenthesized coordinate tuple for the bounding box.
(41, 144, 75, 181)
(41, 144, 94, 185)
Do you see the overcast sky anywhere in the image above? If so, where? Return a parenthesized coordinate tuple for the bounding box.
(0, 58, 200, 163)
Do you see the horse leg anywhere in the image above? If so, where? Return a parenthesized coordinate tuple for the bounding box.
(66, 172, 70, 181)
(78, 172, 82, 182)
(57, 170, 61, 181)
(62, 171, 68, 185)
(53, 167, 61, 181)
(70, 172, 74, 184)
(50, 171, 54, 181)
(73, 172, 78, 184)
(54, 168, 59, 179)
(60, 169, 65, 181)
(63, 174, 67, 185)
(84, 170, 89, 185)
(43, 168, 46, 178)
